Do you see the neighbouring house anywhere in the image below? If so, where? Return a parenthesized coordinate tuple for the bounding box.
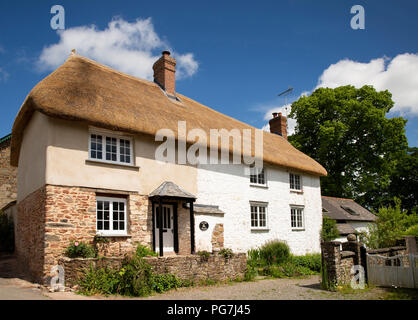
(0, 134, 17, 210)
(10, 51, 327, 283)
(322, 196, 377, 242)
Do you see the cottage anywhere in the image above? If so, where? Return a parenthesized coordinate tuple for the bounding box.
(322, 196, 377, 242)
(10, 51, 327, 283)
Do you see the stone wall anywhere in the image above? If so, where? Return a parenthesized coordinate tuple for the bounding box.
(59, 253, 247, 287)
(15, 187, 46, 282)
(321, 235, 417, 287)
(0, 138, 17, 209)
(321, 241, 356, 286)
(16, 184, 154, 284)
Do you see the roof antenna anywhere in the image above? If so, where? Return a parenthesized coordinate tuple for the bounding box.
(277, 87, 294, 116)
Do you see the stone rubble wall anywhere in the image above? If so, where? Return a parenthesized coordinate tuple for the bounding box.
(59, 253, 247, 288)
(0, 142, 17, 209)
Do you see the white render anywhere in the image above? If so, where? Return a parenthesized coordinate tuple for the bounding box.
(197, 162, 323, 255)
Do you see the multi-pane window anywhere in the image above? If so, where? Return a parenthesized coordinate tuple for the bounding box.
(96, 197, 127, 235)
(291, 206, 304, 230)
(120, 139, 131, 164)
(250, 203, 268, 229)
(289, 173, 301, 191)
(90, 134, 103, 160)
(250, 166, 266, 186)
(89, 133, 133, 165)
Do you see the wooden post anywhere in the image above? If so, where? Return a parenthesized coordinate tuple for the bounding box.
(190, 201, 195, 254)
(159, 198, 163, 257)
(151, 202, 155, 252)
(173, 204, 179, 254)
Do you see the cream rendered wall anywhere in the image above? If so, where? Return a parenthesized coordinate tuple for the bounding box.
(44, 117, 197, 195)
(194, 214, 224, 252)
(197, 163, 323, 255)
(17, 112, 49, 202)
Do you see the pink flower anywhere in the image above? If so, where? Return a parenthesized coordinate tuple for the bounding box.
(74, 242, 79, 247)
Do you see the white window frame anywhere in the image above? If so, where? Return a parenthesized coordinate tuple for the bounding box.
(290, 205, 305, 231)
(96, 196, 128, 236)
(250, 201, 269, 230)
(289, 173, 302, 192)
(89, 130, 134, 166)
(249, 166, 267, 187)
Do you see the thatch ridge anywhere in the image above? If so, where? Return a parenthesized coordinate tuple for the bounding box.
(10, 54, 327, 176)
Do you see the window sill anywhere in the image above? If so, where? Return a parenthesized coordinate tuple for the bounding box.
(96, 233, 132, 238)
(251, 228, 270, 232)
(250, 183, 268, 189)
(291, 229, 305, 232)
(86, 159, 140, 171)
(290, 189, 303, 194)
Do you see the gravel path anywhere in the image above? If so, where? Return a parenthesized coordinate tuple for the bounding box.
(132, 275, 389, 300)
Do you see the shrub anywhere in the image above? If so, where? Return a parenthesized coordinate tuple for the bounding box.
(361, 198, 418, 249)
(0, 213, 14, 253)
(79, 265, 120, 296)
(197, 250, 211, 261)
(321, 216, 339, 242)
(218, 248, 234, 259)
(259, 240, 290, 265)
(65, 241, 96, 258)
(152, 274, 182, 293)
(136, 244, 157, 258)
(289, 254, 321, 273)
(404, 224, 418, 237)
(117, 256, 154, 297)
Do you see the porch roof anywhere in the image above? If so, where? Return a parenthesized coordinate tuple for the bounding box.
(149, 181, 196, 200)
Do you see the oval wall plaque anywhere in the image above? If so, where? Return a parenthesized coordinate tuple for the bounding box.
(199, 221, 209, 231)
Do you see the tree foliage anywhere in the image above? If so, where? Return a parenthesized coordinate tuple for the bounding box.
(289, 85, 409, 210)
(359, 198, 418, 249)
(321, 216, 339, 242)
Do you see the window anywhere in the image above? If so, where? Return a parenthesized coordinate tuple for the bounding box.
(89, 132, 133, 165)
(341, 205, 360, 216)
(291, 206, 304, 230)
(250, 202, 268, 229)
(96, 197, 127, 236)
(250, 166, 267, 186)
(289, 173, 302, 191)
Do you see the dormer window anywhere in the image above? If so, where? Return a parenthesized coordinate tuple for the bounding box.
(89, 132, 133, 165)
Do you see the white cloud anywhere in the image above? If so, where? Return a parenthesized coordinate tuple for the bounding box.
(316, 53, 418, 115)
(37, 17, 198, 80)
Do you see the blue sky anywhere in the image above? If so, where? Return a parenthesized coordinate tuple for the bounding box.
(1, 0, 417, 146)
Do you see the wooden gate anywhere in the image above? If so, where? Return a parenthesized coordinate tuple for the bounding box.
(366, 253, 418, 289)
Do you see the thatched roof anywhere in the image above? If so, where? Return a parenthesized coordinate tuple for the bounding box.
(10, 54, 327, 176)
(322, 196, 377, 222)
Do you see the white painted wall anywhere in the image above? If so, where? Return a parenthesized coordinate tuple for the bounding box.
(197, 162, 323, 255)
(194, 214, 224, 252)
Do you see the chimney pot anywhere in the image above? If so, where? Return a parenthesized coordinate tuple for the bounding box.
(269, 112, 288, 140)
(153, 51, 177, 96)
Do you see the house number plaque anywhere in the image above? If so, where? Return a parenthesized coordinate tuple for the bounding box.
(199, 221, 209, 231)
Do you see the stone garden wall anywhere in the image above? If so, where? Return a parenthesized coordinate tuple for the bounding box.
(59, 253, 247, 288)
(321, 235, 417, 287)
(0, 138, 17, 210)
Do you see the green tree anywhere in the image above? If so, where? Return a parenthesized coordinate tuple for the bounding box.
(360, 198, 418, 249)
(289, 85, 408, 210)
(321, 216, 339, 242)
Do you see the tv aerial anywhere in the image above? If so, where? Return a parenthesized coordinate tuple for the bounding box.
(278, 87, 294, 116)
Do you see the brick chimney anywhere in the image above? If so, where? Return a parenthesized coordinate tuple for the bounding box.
(269, 112, 288, 139)
(153, 51, 176, 97)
